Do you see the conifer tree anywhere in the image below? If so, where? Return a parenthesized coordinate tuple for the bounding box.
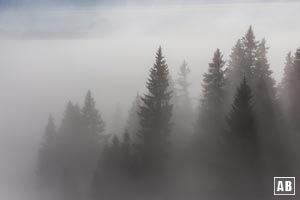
(226, 78, 255, 138)
(82, 90, 105, 140)
(252, 39, 277, 120)
(198, 49, 225, 140)
(194, 49, 226, 198)
(224, 77, 261, 197)
(80, 91, 105, 199)
(38, 115, 57, 187)
(242, 26, 258, 74)
(57, 102, 83, 200)
(172, 60, 193, 147)
(278, 51, 294, 101)
(126, 93, 141, 141)
(225, 26, 259, 105)
(137, 46, 173, 177)
(289, 48, 300, 131)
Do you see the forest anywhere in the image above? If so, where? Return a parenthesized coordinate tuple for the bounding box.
(37, 26, 300, 200)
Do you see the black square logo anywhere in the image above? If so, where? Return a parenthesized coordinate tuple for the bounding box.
(274, 177, 295, 195)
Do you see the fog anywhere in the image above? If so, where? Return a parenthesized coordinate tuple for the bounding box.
(0, 1, 300, 199)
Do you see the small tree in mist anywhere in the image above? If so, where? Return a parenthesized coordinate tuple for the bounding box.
(278, 51, 294, 102)
(38, 115, 58, 188)
(288, 48, 300, 131)
(137, 46, 173, 178)
(92, 130, 134, 199)
(198, 49, 225, 141)
(226, 78, 255, 138)
(224, 77, 261, 197)
(172, 60, 193, 147)
(126, 93, 142, 141)
(252, 38, 277, 119)
(225, 26, 258, 105)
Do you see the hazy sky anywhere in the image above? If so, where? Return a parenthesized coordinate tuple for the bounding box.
(0, 1, 300, 196)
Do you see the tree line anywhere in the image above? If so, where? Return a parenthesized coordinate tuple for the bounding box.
(37, 26, 300, 200)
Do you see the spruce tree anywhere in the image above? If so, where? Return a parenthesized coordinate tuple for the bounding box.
(278, 51, 294, 102)
(80, 91, 105, 199)
(224, 77, 261, 197)
(198, 49, 225, 140)
(242, 26, 258, 75)
(38, 115, 57, 187)
(82, 90, 105, 140)
(226, 78, 255, 138)
(225, 39, 246, 103)
(195, 49, 226, 198)
(252, 38, 277, 119)
(225, 26, 259, 106)
(126, 93, 142, 141)
(172, 60, 193, 147)
(57, 102, 83, 200)
(137, 46, 173, 177)
(289, 48, 300, 131)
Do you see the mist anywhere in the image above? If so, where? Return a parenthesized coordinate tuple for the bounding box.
(1, 1, 300, 200)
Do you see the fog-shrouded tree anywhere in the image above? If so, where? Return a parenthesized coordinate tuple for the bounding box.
(136, 46, 173, 179)
(252, 38, 277, 119)
(192, 49, 226, 197)
(92, 135, 122, 199)
(223, 77, 261, 198)
(225, 26, 258, 107)
(288, 48, 300, 132)
(54, 91, 105, 200)
(126, 93, 142, 141)
(80, 90, 105, 199)
(242, 26, 258, 75)
(92, 130, 134, 199)
(38, 115, 58, 189)
(278, 51, 294, 103)
(197, 49, 225, 141)
(172, 60, 193, 147)
(57, 101, 83, 200)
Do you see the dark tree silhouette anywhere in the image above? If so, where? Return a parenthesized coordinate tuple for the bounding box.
(198, 48, 225, 140)
(137, 46, 173, 178)
(224, 77, 261, 198)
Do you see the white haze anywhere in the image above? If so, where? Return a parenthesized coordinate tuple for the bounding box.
(0, 2, 300, 199)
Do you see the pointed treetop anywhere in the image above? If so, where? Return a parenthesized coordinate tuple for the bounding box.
(294, 47, 300, 71)
(46, 114, 56, 132)
(243, 25, 257, 49)
(84, 90, 95, 107)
